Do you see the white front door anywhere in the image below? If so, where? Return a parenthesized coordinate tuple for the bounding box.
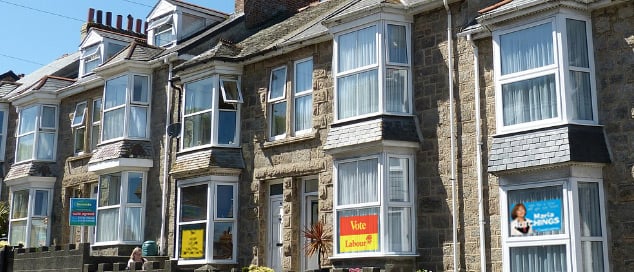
(268, 183, 284, 271)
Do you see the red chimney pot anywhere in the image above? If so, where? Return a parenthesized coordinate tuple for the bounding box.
(106, 12, 112, 26)
(135, 19, 142, 33)
(96, 10, 103, 24)
(87, 8, 95, 23)
(127, 15, 133, 31)
(116, 15, 123, 29)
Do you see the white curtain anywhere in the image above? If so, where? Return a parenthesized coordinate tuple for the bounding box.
(388, 207, 411, 252)
(337, 70, 378, 119)
(19, 106, 37, 134)
(29, 219, 47, 247)
(567, 19, 592, 121)
(581, 241, 604, 272)
(566, 19, 589, 68)
(338, 25, 376, 72)
(578, 182, 604, 271)
(9, 221, 26, 246)
(184, 112, 211, 148)
(500, 23, 554, 75)
(11, 190, 29, 219)
(123, 207, 142, 241)
(97, 208, 119, 242)
(388, 158, 409, 202)
(36, 133, 55, 160)
(338, 158, 378, 205)
(104, 76, 127, 109)
(41, 106, 56, 128)
(295, 95, 312, 132)
(133, 75, 149, 103)
(16, 134, 34, 162)
(387, 24, 407, 64)
(570, 71, 592, 120)
(510, 245, 567, 272)
(295, 60, 312, 92)
(129, 106, 147, 138)
(386, 69, 408, 113)
(103, 108, 124, 140)
(502, 74, 557, 126)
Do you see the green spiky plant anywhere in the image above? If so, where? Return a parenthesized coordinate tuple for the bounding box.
(302, 221, 332, 270)
(0, 201, 8, 238)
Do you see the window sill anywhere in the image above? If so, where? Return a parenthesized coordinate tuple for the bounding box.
(329, 253, 418, 260)
(263, 130, 318, 149)
(67, 152, 93, 162)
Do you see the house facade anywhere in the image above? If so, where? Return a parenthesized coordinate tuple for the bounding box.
(1, 0, 633, 271)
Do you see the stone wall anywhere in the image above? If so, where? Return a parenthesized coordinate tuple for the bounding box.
(591, 2, 634, 272)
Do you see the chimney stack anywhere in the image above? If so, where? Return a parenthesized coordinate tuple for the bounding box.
(135, 19, 142, 33)
(87, 8, 95, 23)
(127, 15, 133, 31)
(106, 12, 112, 26)
(116, 15, 123, 29)
(96, 10, 103, 24)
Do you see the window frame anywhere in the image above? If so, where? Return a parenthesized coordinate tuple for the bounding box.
(72, 101, 88, 155)
(492, 12, 598, 134)
(332, 21, 412, 123)
(79, 39, 127, 77)
(150, 14, 176, 48)
(499, 177, 609, 272)
(0, 105, 9, 161)
(94, 171, 146, 246)
(101, 73, 152, 143)
(175, 175, 238, 265)
(293, 57, 314, 135)
(8, 187, 53, 248)
(90, 98, 102, 151)
(15, 104, 58, 163)
(332, 153, 416, 257)
(180, 75, 242, 151)
(268, 66, 288, 141)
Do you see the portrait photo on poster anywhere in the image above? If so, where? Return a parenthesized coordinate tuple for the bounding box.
(509, 199, 562, 236)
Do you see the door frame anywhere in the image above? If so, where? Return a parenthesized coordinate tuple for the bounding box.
(268, 181, 284, 271)
(301, 177, 319, 272)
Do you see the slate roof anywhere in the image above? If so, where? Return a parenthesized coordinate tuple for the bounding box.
(11, 76, 76, 98)
(324, 116, 420, 150)
(7, 52, 79, 98)
(327, 0, 405, 22)
(87, 28, 146, 45)
(171, 148, 245, 177)
(104, 41, 165, 66)
(149, 0, 229, 19)
(0, 71, 19, 82)
(0, 82, 19, 98)
(488, 125, 611, 173)
(5, 162, 57, 181)
(88, 140, 154, 164)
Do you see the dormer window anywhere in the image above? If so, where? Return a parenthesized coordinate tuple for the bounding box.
(80, 41, 126, 77)
(149, 15, 175, 47)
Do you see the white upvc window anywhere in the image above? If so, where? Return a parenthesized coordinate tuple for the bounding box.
(182, 75, 242, 150)
(16, 104, 58, 162)
(334, 22, 411, 122)
(293, 58, 313, 135)
(176, 176, 238, 264)
(9, 188, 52, 247)
(0, 105, 8, 161)
(493, 13, 597, 133)
(80, 41, 126, 77)
(149, 14, 175, 47)
(500, 178, 609, 272)
(102, 74, 151, 142)
(95, 171, 146, 244)
(91, 98, 102, 151)
(333, 153, 415, 257)
(72, 101, 87, 154)
(268, 66, 287, 140)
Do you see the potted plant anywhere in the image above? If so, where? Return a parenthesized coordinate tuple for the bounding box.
(302, 221, 332, 272)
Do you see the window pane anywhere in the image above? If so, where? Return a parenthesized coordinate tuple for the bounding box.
(386, 69, 408, 113)
(578, 182, 602, 236)
(270, 67, 286, 100)
(213, 222, 234, 260)
(387, 24, 408, 64)
(388, 157, 409, 202)
(185, 78, 213, 115)
(133, 75, 149, 103)
(502, 74, 557, 126)
(106, 43, 125, 60)
(19, 106, 37, 134)
(16, 134, 34, 162)
(91, 124, 100, 150)
(270, 183, 283, 196)
(41, 106, 56, 128)
(179, 223, 206, 259)
(127, 173, 143, 204)
(508, 185, 564, 236)
(388, 207, 411, 252)
(500, 23, 554, 75)
(304, 179, 318, 193)
(154, 23, 174, 47)
(184, 112, 211, 148)
(92, 99, 102, 122)
(72, 103, 87, 126)
(11, 190, 29, 219)
(567, 19, 589, 68)
(337, 208, 379, 254)
(33, 190, 49, 216)
(581, 241, 604, 272)
(99, 174, 121, 206)
(271, 102, 286, 137)
(338, 158, 378, 205)
(129, 106, 147, 138)
(74, 127, 85, 154)
(29, 218, 48, 247)
(216, 185, 234, 219)
(105, 75, 127, 109)
(337, 69, 378, 119)
(295, 60, 313, 93)
(338, 26, 377, 72)
(123, 207, 142, 241)
(510, 245, 567, 272)
(570, 71, 593, 121)
(0, 111, 4, 133)
(103, 108, 125, 140)
(84, 58, 100, 75)
(180, 184, 208, 222)
(10, 220, 26, 246)
(294, 95, 312, 132)
(97, 208, 119, 242)
(221, 80, 241, 102)
(36, 132, 55, 160)
(218, 110, 237, 145)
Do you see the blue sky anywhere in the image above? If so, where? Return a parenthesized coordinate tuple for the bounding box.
(0, 0, 235, 76)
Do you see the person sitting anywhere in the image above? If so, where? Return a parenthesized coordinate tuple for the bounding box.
(127, 247, 149, 270)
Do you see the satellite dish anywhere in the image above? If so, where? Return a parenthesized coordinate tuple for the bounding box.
(167, 123, 181, 137)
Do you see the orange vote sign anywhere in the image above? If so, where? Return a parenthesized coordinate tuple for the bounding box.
(339, 215, 379, 253)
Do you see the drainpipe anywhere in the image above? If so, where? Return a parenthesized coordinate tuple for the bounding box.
(467, 33, 487, 272)
(442, 0, 458, 271)
(159, 60, 173, 256)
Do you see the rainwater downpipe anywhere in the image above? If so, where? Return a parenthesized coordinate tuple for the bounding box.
(442, 0, 458, 271)
(467, 33, 487, 272)
(159, 60, 173, 256)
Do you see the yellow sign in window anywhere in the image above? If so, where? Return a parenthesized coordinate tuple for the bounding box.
(180, 229, 204, 259)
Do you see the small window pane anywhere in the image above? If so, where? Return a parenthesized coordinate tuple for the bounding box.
(185, 78, 213, 115)
(154, 23, 174, 47)
(133, 75, 149, 103)
(127, 173, 143, 204)
(11, 190, 29, 219)
(336, 208, 380, 254)
(218, 110, 237, 145)
(123, 207, 143, 241)
(33, 190, 49, 216)
(567, 19, 589, 68)
(104, 75, 127, 109)
(74, 127, 85, 154)
(213, 222, 234, 260)
(106, 43, 125, 60)
(578, 182, 602, 236)
(510, 245, 567, 271)
(220, 79, 242, 103)
(294, 95, 312, 132)
(216, 185, 234, 219)
(92, 99, 102, 122)
(508, 185, 564, 236)
(570, 71, 593, 121)
(502, 74, 557, 126)
(581, 241, 604, 272)
(103, 108, 125, 140)
(184, 112, 212, 148)
(0, 111, 4, 133)
(18, 106, 38, 134)
(91, 124, 100, 150)
(387, 24, 408, 64)
(500, 23, 554, 75)
(96, 208, 119, 242)
(337, 69, 379, 119)
(386, 69, 408, 113)
(338, 25, 377, 72)
(29, 218, 48, 247)
(388, 157, 409, 202)
(99, 174, 121, 206)
(388, 207, 411, 252)
(129, 106, 148, 138)
(16, 134, 34, 162)
(41, 106, 56, 128)
(9, 221, 26, 246)
(72, 103, 87, 127)
(304, 179, 318, 193)
(270, 183, 283, 196)
(271, 102, 286, 137)
(338, 158, 378, 205)
(36, 133, 55, 160)
(180, 184, 208, 222)
(179, 223, 206, 259)
(295, 60, 313, 94)
(269, 67, 287, 100)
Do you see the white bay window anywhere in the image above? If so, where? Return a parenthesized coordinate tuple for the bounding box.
(9, 188, 52, 247)
(96, 171, 145, 244)
(102, 74, 150, 142)
(16, 105, 57, 162)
